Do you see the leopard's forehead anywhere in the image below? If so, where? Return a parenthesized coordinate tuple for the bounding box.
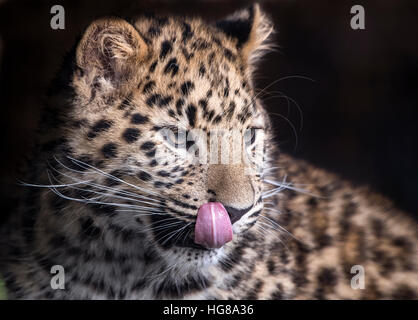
(124, 16, 262, 130)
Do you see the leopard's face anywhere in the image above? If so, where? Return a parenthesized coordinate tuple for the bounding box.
(53, 5, 273, 270)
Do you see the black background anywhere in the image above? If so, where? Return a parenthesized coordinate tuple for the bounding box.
(0, 0, 417, 220)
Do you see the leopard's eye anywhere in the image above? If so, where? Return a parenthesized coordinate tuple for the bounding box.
(245, 127, 261, 146)
(161, 127, 194, 149)
(161, 126, 180, 147)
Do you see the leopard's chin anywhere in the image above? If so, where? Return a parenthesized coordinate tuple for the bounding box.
(175, 236, 209, 251)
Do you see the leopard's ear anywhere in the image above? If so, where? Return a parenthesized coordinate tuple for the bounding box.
(75, 17, 148, 90)
(215, 3, 273, 66)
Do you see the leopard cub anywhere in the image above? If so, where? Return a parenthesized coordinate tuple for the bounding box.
(0, 4, 417, 299)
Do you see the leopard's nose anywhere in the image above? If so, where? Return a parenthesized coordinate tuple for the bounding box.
(224, 205, 253, 224)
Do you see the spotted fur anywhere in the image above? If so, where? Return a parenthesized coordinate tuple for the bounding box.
(0, 4, 417, 299)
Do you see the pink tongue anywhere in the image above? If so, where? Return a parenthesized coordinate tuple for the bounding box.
(194, 202, 233, 249)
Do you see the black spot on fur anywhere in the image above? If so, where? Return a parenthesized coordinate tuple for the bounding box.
(181, 81, 194, 96)
(392, 236, 412, 250)
(146, 149, 156, 158)
(199, 64, 206, 76)
(138, 171, 152, 182)
(267, 259, 276, 275)
(317, 268, 337, 287)
(207, 110, 215, 121)
(149, 61, 158, 73)
(157, 170, 170, 177)
(307, 197, 318, 207)
(213, 115, 222, 124)
(198, 99, 208, 112)
(163, 58, 179, 76)
(223, 87, 229, 98)
(171, 166, 181, 172)
(118, 96, 132, 110)
(160, 40, 172, 59)
(168, 110, 176, 118)
(146, 93, 162, 107)
(131, 113, 149, 125)
(186, 104, 197, 127)
(101, 143, 117, 158)
(223, 48, 235, 61)
(181, 22, 193, 43)
(141, 141, 155, 151)
(142, 81, 155, 94)
(176, 99, 185, 115)
(317, 234, 332, 248)
(154, 181, 165, 188)
(181, 47, 194, 61)
(88, 119, 113, 138)
(146, 93, 172, 108)
(80, 217, 101, 240)
(226, 101, 236, 118)
(159, 96, 173, 107)
(122, 128, 140, 143)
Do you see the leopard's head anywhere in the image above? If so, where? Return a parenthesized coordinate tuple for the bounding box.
(49, 4, 275, 271)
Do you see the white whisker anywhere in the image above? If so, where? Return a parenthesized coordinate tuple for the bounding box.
(66, 155, 162, 198)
